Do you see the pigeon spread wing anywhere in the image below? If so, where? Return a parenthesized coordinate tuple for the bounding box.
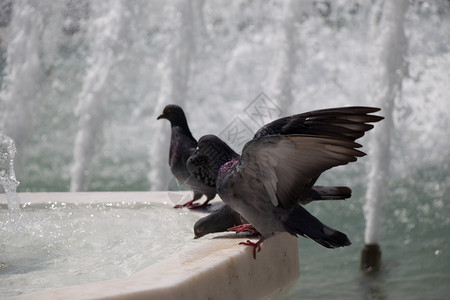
(254, 106, 383, 141)
(238, 135, 365, 209)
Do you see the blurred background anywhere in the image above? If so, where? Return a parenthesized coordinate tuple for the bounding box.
(0, 0, 449, 298)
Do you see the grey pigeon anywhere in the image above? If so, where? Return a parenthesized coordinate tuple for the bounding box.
(157, 104, 216, 208)
(194, 185, 351, 239)
(189, 106, 383, 258)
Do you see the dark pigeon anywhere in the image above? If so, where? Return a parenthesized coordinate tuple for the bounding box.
(157, 104, 216, 209)
(193, 185, 352, 239)
(189, 106, 383, 258)
(194, 203, 248, 239)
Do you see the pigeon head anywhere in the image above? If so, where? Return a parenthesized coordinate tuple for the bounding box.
(193, 217, 210, 239)
(193, 203, 244, 239)
(157, 104, 188, 127)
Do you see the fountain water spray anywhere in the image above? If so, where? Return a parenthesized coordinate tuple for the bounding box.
(0, 133, 20, 210)
(0, 1, 44, 155)
(361, 0, 409, 273)
(148, 0, 202, 191)
(70, 0, 123, 191)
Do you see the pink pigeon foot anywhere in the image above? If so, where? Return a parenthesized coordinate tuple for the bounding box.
(228, 224, 258, 234)
(239, 239, 263, 259)
(173, 199, 196, 209)
(186, 200, 211, 209)
(174, 199, 211, 209)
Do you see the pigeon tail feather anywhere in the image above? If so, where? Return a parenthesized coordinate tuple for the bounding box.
(282, 205, 351, 248)
(307, 186, 351, 200)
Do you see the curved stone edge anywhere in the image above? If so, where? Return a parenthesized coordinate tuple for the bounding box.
(2, 192, 300, 300)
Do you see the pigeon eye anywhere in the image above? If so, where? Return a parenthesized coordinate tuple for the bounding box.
(167, 108, 172, 113)
(200, 141, 206, 147)
(197, 227, 203, 233)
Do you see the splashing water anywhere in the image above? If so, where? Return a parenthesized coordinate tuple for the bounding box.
(0, 1, 44, 155)
(70, 0, 123, 192)
(0, 133, 20, 210)
(0, 1, 447, 193)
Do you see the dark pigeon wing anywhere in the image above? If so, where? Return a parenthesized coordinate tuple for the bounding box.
(254, 106, 383, 141)
(238, 135, 365, 209)
(187, 139, 240, 189)
(186, 153, 217, 188)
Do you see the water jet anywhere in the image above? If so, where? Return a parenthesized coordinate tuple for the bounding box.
(0, 133, 20, 211)
(361, 0, 408, 273)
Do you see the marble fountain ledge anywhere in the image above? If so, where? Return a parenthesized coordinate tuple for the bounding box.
(1, 192, 300, 300)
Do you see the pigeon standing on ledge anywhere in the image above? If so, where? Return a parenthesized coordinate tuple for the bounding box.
(157, 104, 216, 209)
(190, 107, 383, 258)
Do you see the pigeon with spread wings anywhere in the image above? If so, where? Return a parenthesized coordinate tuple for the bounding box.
(189, 107, 383, 258)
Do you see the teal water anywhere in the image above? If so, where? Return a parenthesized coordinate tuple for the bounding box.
(286, 163, 450, 299)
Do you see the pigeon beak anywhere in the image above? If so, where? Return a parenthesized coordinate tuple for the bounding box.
(157, 113, 165, 120)
(194, 234, 199, 239)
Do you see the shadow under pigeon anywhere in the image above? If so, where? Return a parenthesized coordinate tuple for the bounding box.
(192, 201, 225, 214)
(210, 232, 261, 240)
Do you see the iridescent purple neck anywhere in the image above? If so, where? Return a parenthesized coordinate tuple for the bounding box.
(218, 158, 239, 180)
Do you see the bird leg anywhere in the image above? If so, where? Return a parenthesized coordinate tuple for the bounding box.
(174, 191, 212, 209)
(239, 239, 263, 259)
(173, 199, 211, 209)
(173, 199, 196, 209)
(227, 224, 258, 234)
(186, 199, 211, 209)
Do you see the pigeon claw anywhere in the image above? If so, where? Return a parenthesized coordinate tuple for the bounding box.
(187, 200, 211, 210)
(173, 200, 211, 209)
(228, 224, 257, 234)
(239, 240, 262, 259)
(173, 199, 196, 209)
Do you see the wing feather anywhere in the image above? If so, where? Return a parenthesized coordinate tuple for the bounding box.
(239, 134, 365, 209)
(254, 106, 383, 140)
